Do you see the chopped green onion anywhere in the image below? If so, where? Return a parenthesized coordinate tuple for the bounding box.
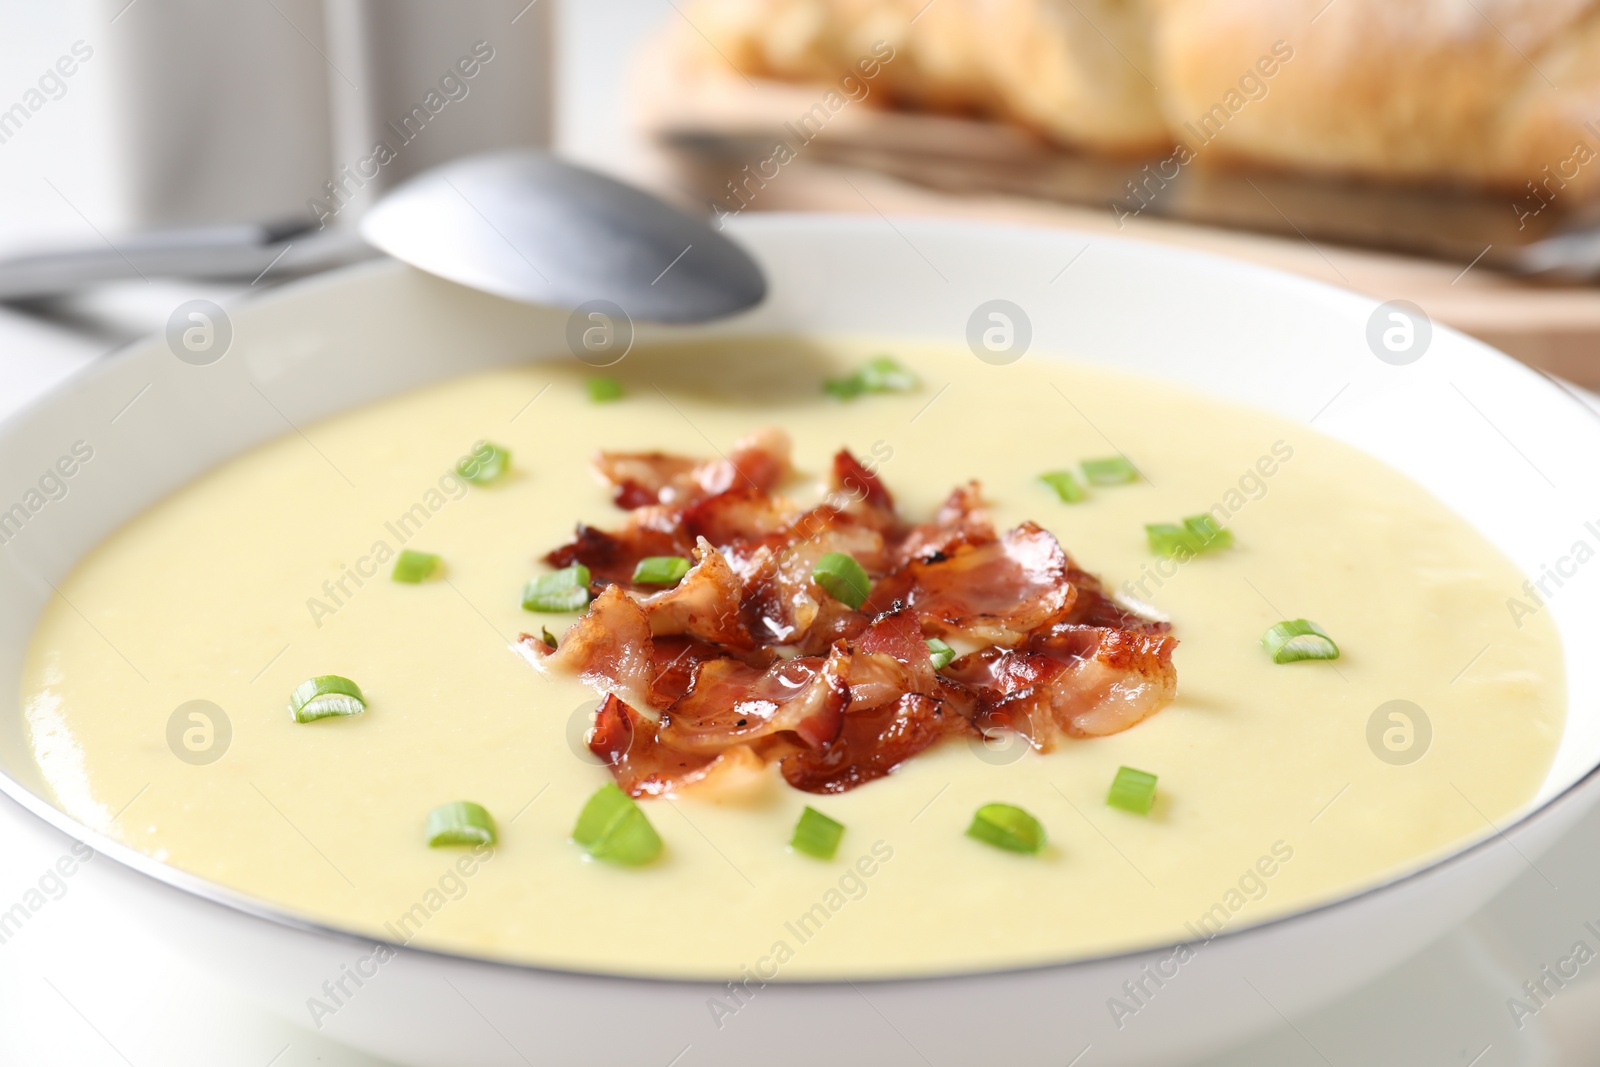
(586, 376, 624, 403)
(858, 356, 918, 392)
(541, 626, 558, 648)
(823, 375, 866, 400)
(1145, 522, 1191, 558)
(925, 637, 956, 670)
(1145, 513, 1233, 558)
(425, 801, 497, 847)
(1040, 470, 1086, 504)
(632, 555, 691, 587)
(522, 564, 592, 612)
(457, 441, 510, 486)
(813, 551, 870, 609)
(391, 549, 441, 584)
(1107, 766, 1159, 814)
(789, 806, 845, 859)
(966, 803, 1045, 854)
(289, 675, 367, 723)
(572, 782, 662, 865)
(1261, 619, 1340, 663)
(1183, 513, 1233, 551)
(824, 356, 919, 400)
(1082, 456, 1139, 485)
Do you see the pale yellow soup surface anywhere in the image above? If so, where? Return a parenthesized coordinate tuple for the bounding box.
(19, 337, 1563, 979)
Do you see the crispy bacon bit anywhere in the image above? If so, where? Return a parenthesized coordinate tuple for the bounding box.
(896, 481, 995, 564)
(641, 537, 754, 649)
(1028, 624, 1178, 737)
(830, 448, 898, 533)
(528, 428, 1178, 796)
(833, 449, 893, 512)
(844, 609, 939, 711)
(595, 428, 792, 509)
(544, 522, 691, 587)
(648, 636, 735, 707)
(1061, 561, 1172, 635)
(947, 624, 1178, 748)
(737, 507, 884, 653)
(521, 586, 658, 709)
(589, 693, 766, 797)
(659, 649, 848, 753)
(870, 522, 1077, 646)
(781, 693, 975, 794)
(681, 485, 794, 546)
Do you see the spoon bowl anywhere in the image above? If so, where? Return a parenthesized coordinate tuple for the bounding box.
(359, 150, 767, 323)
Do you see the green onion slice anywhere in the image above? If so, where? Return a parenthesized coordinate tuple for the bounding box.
(1261, 619, 1340, 663)
(1082, 455, 1139, 485)
(823, 374, 866, 400)
(523, 564, 592, 613)
(926, 637, 956, 670)
(391, 549, 441, 584)
(573, 782, 662, 865)
(1183, 513, 1233, 551)
(1145, 522, 1190, 558)
(457, 441, 511, 486)
(1040, 470, 1086, 504)
(586, 376, 624, 403)
(426, 801, 497, 847)
(859, 356, 918, 392)
(966, 803, 1045, 854)
(789, 806, 845, 859)
(541, 626, 558, 648)
(813, 552, 870, 610)
(632, 555, 691, 587)
(1107, 766, 1159, 814)
(289, 675, 367, 723)
(1145, 514, 1233, 558)
(824, 355, 919, 400)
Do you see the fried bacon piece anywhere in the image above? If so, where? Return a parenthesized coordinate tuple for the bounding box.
(781, 693, 976, 794)
(681, 485, 795, 546)
(589, 693, 766, 797)
(1062, 560, 1172, 635)
(640, 537, 754, 649)
(832, 449, 893, 512)
(595, 427, 792, 509)
(946, 624, 1178, 748)
(1028, 624, 1178, 737)
(869, 522, 1077, 647)
(895, 481, 995, 565)
(648, 635, 736, 707)
(520, 586, 656, 710)
(830, 448, 899, 533)
(543, 522, 692, 587)
(842, 608, 940, 711)
(527, 429, 1179, 797)
(659, 648, 849, 753)
(738, 508, 885, 652)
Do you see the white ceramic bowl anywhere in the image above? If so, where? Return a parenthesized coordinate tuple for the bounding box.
(3, 216, 1597, 1067)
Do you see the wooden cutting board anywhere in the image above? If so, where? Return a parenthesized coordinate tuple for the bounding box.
(630, 34, 1600, 387)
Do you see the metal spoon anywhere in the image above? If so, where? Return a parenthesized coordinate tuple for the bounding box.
(359, 151, 766, 323)
(0, 152, 766, 323)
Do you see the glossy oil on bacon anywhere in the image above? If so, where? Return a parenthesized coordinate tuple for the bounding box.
(528, 429, 1179, 797)
(588, 693, 766, 797)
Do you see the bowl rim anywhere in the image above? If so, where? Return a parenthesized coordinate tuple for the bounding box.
(0, 212, 1589, 988)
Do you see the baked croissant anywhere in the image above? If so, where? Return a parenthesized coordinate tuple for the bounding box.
(680, 0, 1600, 194)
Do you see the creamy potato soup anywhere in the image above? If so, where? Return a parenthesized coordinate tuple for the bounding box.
(19, 338, 1562, 979)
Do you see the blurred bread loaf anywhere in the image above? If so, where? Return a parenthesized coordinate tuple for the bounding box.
(682, 0, 1170, 152)
(679, 0, 1600, 193)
